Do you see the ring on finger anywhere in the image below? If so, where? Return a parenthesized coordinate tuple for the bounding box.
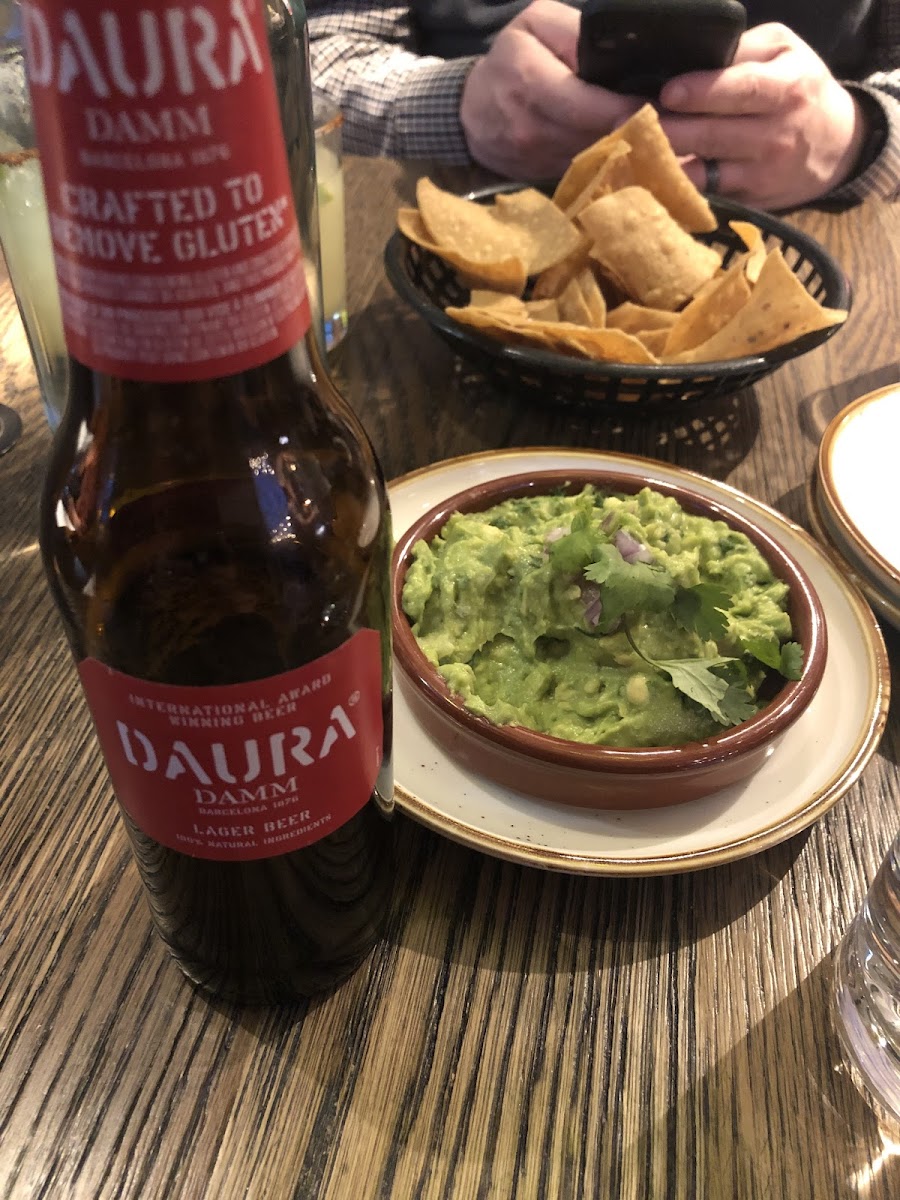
(703, 157, 721, 194)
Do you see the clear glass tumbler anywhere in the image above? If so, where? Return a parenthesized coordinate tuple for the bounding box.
(313, 92, 348, 352)
(833, 831, 900, 1125)
(0, 1, 67, 430)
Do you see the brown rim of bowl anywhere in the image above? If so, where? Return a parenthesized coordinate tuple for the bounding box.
(391, 469, 828, 775)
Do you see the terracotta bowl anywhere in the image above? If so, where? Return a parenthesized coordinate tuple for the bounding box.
(391, 469, 828, 810)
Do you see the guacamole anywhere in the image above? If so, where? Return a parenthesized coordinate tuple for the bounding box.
(401, 485, 799, 748)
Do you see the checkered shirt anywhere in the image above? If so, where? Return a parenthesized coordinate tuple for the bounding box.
(307, 0, 900, 202)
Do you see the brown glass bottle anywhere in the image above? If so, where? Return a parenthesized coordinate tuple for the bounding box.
(30, 0, 393, 1002)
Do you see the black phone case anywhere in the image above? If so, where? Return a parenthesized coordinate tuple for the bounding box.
(577, 0, 747, 96)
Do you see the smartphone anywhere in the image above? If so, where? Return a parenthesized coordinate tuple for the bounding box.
(577, 0, 747, 98)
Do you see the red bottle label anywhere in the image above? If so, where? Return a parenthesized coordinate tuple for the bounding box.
(78, 632, 384, 861)
(23, 0, 310, 381)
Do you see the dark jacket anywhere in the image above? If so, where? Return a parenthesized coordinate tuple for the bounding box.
(410, 0, 876, 76)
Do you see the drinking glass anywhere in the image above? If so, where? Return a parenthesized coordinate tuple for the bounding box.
(313, 92, 348, 352)
(0, 396, 21, 453)
(0, 1, 67, 430)
(833, 831, 900, 1125)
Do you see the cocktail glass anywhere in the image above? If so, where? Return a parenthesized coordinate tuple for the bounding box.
(833, 830, 900, 1126)
(313, 93, 348, 352)
(0, 2, 67, 430)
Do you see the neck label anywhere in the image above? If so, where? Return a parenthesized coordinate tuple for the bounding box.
(24, 0, 310, 382)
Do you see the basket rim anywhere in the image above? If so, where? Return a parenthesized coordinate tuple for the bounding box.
(383, 188, 852, 383)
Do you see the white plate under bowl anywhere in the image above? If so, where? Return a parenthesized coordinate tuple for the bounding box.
(817, 383, 900, 609)
(389, 449, 890, 876)
(806, 469, 900, 634)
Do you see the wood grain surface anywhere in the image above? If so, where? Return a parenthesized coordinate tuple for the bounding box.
(1, 156, 899, 1200)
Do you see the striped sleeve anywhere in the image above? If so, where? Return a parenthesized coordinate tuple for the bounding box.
(824, 0, 900, 202)
(307, 0, 474, 162)
(306, 0, 900, 198)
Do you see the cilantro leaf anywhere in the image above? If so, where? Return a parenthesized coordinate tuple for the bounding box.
(548, 528, 595, 574)
(780, 641, 804, 680)
(742, 633, 782, 670)
(582, 543, 618, 585)
(555, 514, 804, 723)
(674, 585, 806, 686)
(625, 627, 754, 727)
(718, 683, 759, 725)
(650, 655, 746, 725)
(584, 547, 675, 631)
(672, 584, 731, 641)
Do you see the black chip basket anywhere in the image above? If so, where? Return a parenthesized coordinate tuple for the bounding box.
(383, 185, 851, 413)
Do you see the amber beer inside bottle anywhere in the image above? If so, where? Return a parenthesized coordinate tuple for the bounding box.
(30, 0, 393, 1003)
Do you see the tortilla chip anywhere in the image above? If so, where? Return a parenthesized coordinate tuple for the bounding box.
(492, 188, 584, 273)
(662, 260, 752, 357)
(574, 268, 607, 326)
(542, 324, 659, 363)
(729, 219, 767, 284)
(564, 142, 635, 219)
(443, 304, 540, 345)
(396, 206, 429, 242)
(689, 271, 728, 304)
(580, 186, 722, 311)
(607, 302, 678, 334)
(634, 328, 671, 356)
(557, 275, 595, 326)
(671, 249, 848, 362)
(524, 298, 560, 321)
(612, 106, 717, 232)
(553, 139, 626, 213)
(416, 178, 526, 261)
(444, 306, 658, 363)
(555, 105, 716, 233)
(466, 291, 560, 324)
(397, 207, 527, 293)
(469, 290, 530, 315)
(531, 239, 593, 300)
(457, 260, 527, 294)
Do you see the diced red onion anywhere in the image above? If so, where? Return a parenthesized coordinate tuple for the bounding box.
(614, 529, 653, 564)
(544, 525, 569, 545)
(542, 525, 570, 559)
(582, 582, 603, 628)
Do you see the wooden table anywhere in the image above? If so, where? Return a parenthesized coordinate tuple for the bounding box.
(1, 156, 899, 1199)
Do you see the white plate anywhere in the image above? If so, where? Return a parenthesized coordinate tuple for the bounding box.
(817, 383, 900, 608)
(806, 470, 900, 634)
(388, 449, 891, 876)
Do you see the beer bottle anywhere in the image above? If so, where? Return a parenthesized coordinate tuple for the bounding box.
(26, 0, 394, 1003)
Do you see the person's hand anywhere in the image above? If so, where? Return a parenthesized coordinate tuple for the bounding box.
(459, 0, 642, 180)
(658, 23, 868, 210)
